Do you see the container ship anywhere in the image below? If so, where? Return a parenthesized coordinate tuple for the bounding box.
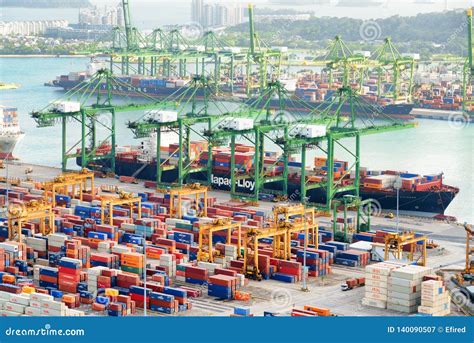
(77, 135, 458, 215)
(50, 62, 415, 120)
(0, 106, 24, 160)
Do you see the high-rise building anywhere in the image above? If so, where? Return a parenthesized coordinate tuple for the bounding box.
(0, 20, 68, 36)
(79, 3, 124, 27)
(191, 0, 204, 23)
(191, 1, 244, 28)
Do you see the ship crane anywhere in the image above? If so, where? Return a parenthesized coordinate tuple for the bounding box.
(274, 86, 416, 218)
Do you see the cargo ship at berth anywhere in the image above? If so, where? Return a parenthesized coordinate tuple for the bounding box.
(77, 135, 458, 214)
(0, 106, 24, 160)
(50, 64, 415, 120)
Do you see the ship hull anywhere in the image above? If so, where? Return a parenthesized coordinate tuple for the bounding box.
(56, 80, 415, 119)
(0, 133, 24, 159)
(79, 157, 457, 214)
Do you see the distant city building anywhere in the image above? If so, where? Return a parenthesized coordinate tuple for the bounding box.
(0, 20, 68, 36)
(191, 0, 204, 23)
(254, 14, 312, 21)
(44, 24, 112, 41)
(79, 3, 124, 27)
(191, 1, 244, 28)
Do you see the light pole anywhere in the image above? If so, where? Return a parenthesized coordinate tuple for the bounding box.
(301, 196, 310, 292)
(394, 176, 402, 234)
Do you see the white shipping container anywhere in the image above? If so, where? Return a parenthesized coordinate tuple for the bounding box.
(221, 47, 241, 54)
(290, 124, 326, 138)
(25, 306, 42, 316)
(354, 50, 371, 58)
(148, 110, 178, 123)
(4, 302, 25, 314)
(175, 80, 189, 87)
(230, 118, 254, 131)
(51, 101, 81, 113)
(271, 46, 288, 53)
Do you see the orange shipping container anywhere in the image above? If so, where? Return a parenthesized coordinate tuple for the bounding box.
(303, 305, 331, 316)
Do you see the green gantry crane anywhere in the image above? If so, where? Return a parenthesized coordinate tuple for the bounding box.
(245, 4, 283, 95)
(372, 38, 415, 103)
(30, 69, 176, 172)
(127, 75, 245, 188)
(274, 86, 416, 214)
(203, 81, 296, 202)
(314, 35, 370, 91)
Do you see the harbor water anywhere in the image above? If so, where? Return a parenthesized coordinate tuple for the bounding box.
(0, 57, 472, 223)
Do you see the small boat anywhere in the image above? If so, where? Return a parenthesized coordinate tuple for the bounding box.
(0, 83, 20, 90)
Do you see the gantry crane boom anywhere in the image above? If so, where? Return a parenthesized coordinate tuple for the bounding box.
(43, 169, 95, 207)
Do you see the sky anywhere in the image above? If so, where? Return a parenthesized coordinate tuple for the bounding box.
(1, 0, 472, 26)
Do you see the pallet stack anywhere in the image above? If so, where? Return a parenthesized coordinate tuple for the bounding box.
(362, 262, 405, 309)
(387, 265, 433, 313)
(418, 279, 451, 316)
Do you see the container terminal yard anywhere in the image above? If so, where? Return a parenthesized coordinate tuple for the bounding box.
(0, 161, 471, 318)
(0, 0, 472, 329)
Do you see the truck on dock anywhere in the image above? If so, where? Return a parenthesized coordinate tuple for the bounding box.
(341, 277, 365, 291)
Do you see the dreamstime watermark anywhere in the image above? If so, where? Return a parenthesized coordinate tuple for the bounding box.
(270, 288, 293, 310)
(450, 289, 470, 309)
(440, 19, 468, 50)
(4, 324, 85, 337)
(448, 111, 470, 130)
(272, 110, 297, 125)
(180, 22, 204, 41)
(359, 21, 382, 42)
(6, 201, 27, 217)
(361, 198, 383, 217)
(96, 112, 114, 129)
(180, 197, 206, 217)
